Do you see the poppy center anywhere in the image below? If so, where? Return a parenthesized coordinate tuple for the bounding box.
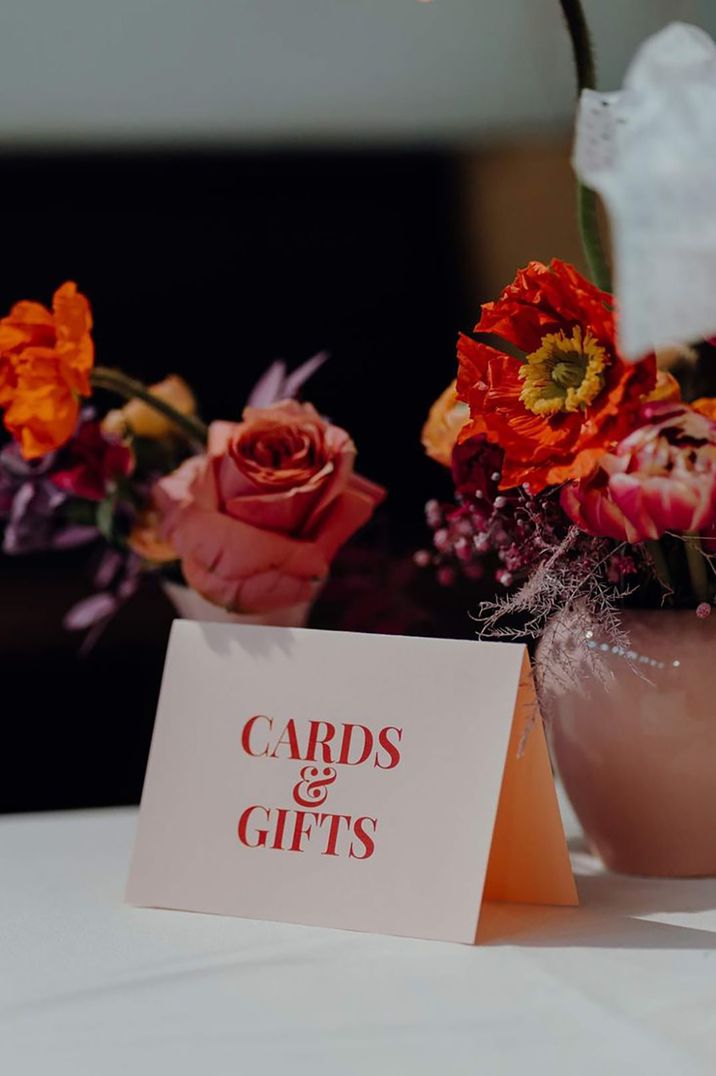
(519, 327, 607, 416)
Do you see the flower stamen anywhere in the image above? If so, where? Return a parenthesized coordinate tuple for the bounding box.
(519, 326, 607, 416)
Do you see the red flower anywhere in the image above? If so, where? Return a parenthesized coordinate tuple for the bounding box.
(451, 435, 503, 510)
(51, 420, 133, 502)
(456, 260, 656, 492)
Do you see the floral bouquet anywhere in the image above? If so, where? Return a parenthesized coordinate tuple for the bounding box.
(0, 283, 384, 641)
(419, 2, 716, 644)
(420, 259, 716, 639)
(419, 1, 716, 878)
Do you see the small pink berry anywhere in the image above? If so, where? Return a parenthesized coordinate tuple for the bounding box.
(454, 536, 472, 562)
(473, 533, 491, 554)
(696, 602, 712, 619)
(425, 499, 442, 527)
(433, 527, 450, 552)
(437, 566, 456, 587)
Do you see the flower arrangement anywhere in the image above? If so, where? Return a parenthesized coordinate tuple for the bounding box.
(416, 2, 716, 881)
(418, 3, 716, 646)
(420, 259, 716, 639)
(0, 283, 384, 638)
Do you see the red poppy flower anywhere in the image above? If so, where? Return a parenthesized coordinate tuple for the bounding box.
(456, 260, 656, 492)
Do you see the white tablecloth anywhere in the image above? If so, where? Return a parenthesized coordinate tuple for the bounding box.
(1, 804, 716, 1075)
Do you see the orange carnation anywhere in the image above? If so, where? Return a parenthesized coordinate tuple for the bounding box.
(456, 260, 656, 492)
(0, 282, 94, 459)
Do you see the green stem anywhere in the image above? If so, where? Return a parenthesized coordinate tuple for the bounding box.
(558, 0, 595, 89)
(684, 533, 710, 605)
(90, 367, 208, 446)
(558, 0, 612, 292)
(645, 539, 672, 594)
(577, 183, 612, 293)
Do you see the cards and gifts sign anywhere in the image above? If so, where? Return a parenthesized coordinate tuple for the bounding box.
(127, 622, 576, 943)
(237, 714, 403, 859)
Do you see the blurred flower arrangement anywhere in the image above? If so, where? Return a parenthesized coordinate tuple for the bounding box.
(0, 282, 384, 641)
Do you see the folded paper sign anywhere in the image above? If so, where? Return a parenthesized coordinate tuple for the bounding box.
(127, 622, 577, 943)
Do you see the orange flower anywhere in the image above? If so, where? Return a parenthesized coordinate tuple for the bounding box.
(128, 508, 178, 564)
(648, 370, 681, 403)
(0, 282, 94, 460)
(421, 380, 469, 467)
(692, 397, 716, 422)
(102, 375, 196, 440)
(457, 260, 656, 491)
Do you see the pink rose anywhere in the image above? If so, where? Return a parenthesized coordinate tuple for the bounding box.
(561, 403, 716, 543)
(153, 400, 385, 612)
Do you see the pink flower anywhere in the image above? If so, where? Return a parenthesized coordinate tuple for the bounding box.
(561, 403, 716, 542)
(153, 400, 385, 613)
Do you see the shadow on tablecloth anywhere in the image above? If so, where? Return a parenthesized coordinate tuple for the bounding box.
(478, 851, 716, 950)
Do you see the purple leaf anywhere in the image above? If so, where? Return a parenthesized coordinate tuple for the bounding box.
(63, 592, 118, 631)
(246, 360, 287, 408)
(283, 351, 329, 397)
(93, 548, 125, 588)
(52, 525, 98, 550)
(246, 352, 329, 408)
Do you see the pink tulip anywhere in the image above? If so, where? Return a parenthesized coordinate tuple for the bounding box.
(561, 403, 716, 542)
(153, 401, 385, 613)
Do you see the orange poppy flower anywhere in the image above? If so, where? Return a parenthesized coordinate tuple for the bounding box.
(0, 282, 94, 459)
(456, 260, 656, 492)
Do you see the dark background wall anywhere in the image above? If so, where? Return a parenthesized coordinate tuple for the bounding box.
(0, 150, 474, 813)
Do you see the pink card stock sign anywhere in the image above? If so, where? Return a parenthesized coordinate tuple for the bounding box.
(127, 622, 577, 943)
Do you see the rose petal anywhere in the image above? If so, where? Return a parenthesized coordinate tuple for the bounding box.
(165, 504, 328, 584)
(308, 474, 386, 562)
(224, 485, 323, 533)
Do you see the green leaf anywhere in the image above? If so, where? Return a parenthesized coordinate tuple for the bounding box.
(64, 499, 99, 526)
(96, 497, 117, 542)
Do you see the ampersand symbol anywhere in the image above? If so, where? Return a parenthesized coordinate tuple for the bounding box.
(292, 765, 337, 808)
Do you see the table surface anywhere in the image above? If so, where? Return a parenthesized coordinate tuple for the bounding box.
(2, 802, 716, 1076)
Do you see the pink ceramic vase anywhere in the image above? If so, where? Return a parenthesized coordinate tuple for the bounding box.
(536, 607, 716, 877)
(161, 580, 316, 628)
